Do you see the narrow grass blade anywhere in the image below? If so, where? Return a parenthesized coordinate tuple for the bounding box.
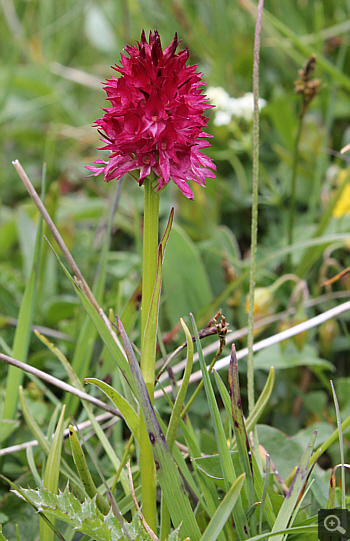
(159, 317, 193, 541)
(68, 424, 110, 515)
(0, 525, 8, 541)
(267, 431, 317, 541)
(47, 240, 135, 393)
(18, 386, 82, 490)
(330, 380, 346, 510)
(156, 409, 201, 500)
(2, 167, 45, 423)
(245, 367, 275, 436)
(166, 318, 193, 452)
(309, 415, 350, 467)
(259, 454, 271, 534)
(19, 385, 50, 455)
(180, 417, 219, 514)
(260, 3, 350, 91)
(190, 314, 249, 540)
(40, 405, 66, 541)
(214, 366, 275, 450)
(142, 208, 174, 377)
(65, 182, 122, 414)
(200, 474, 245, 541)
(85, 378, 140, 442)
(35, 330, 130, 494)
(26, 445, 42, 486)
(117, 317, 201, 541)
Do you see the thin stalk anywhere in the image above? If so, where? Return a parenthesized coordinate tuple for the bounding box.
(287, 113, 304, 265)
(247, 0, 264, 416)
(140, 177, 160, 532)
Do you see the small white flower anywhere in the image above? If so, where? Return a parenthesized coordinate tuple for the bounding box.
(213, 110, 233, 127)
(206, 86, 232, 110)
(207, 86, 267, 125)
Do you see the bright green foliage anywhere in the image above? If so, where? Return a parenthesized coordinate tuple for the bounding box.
(118, 317, 201, 541)
(40, 405, 66, 541)
(12, 486, 180, 541)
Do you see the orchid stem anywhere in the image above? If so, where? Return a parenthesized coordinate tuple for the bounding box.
(140, 177, 160, 532)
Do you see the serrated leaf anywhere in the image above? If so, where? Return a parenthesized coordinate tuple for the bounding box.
(11, 486, 179, 541)
(40, 405, 66, 541)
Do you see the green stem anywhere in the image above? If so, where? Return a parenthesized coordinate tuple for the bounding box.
(287, 113, 304, 266)
(247, 0, 264, 416)
(140, 177, 160, 532)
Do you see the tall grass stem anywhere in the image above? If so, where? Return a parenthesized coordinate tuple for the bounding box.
(247, 0, 264, 415)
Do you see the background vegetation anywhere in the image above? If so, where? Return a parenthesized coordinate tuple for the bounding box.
(0, 0, 350, 539)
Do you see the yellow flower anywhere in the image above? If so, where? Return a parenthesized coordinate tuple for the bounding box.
(333, 169, 350, 218)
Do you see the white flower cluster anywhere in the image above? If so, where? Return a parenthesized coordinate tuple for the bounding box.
(207, 86, 267, 126)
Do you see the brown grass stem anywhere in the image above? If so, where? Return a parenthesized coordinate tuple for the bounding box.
(0, 352, 120, 417)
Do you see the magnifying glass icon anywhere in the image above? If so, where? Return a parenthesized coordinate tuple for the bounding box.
(324, 514, 347, 535)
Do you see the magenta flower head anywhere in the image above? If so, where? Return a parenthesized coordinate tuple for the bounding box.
(86, 30, 216, 200)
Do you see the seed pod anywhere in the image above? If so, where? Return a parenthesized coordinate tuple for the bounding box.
(68, 424, 110, 515)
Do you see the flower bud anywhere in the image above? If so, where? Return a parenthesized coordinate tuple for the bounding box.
(319, 319, 339, 357)
(245, 287, 274, 317)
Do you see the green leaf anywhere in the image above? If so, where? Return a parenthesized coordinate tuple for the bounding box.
(193, 449, 276, 530)
(65, 182, 124, 415)
(35, 330, 131, 495)
(12, 485, 181, 541)
(166, 318, 193, 453)
(0, 419, 20, 444)
(47, 239, 135, 394)
(159, 320, 194, 541)
(85, 378, 140, 442)
(244, 366, 275, 437)
(190, 314, 249, 540)
(200, 474, 245, 541)
(12, 486, 131, 541)
(117, 317, 201, 541)
(3, 175, 44, 423)
(163, 224, 212, 328)
(0, 525, 9, 541)
(142, 207, 173, 382)
(18, 386, 82, 491)
(253, 344, 334, 371)
(213, 347, 254, 510)
(40, 405, 66, 541)
(0, 475, 65, 541)
(68, 425, 110, 516)
(267, 431, 317, 541)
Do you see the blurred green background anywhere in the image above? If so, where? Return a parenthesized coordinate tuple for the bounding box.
(1, 0, 350, 537)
